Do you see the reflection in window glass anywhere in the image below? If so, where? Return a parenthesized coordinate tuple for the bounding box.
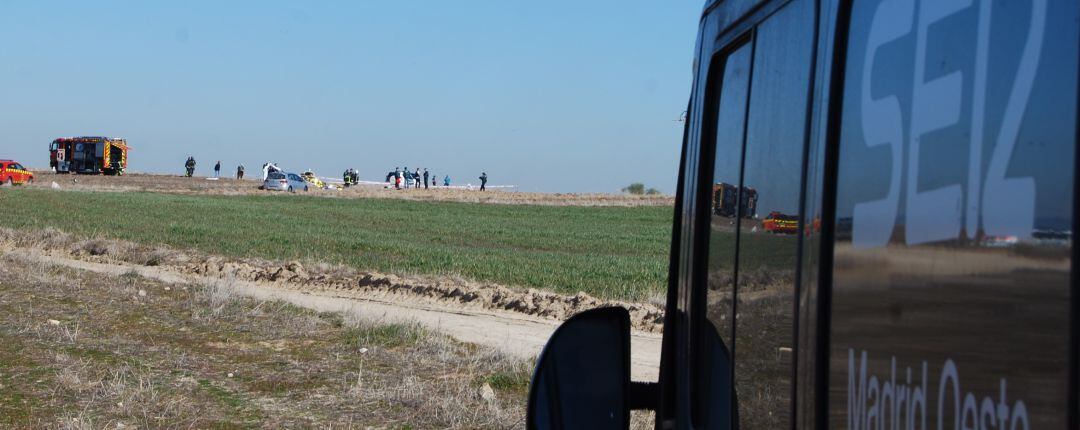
(694, 41, 751, 430)
(708, 44, 752, 347)
(733, 1, 813, 429)
(830, 0, 1077, 427)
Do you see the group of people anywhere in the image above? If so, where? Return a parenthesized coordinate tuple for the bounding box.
(184, 157, 490, 191)
(387, 167, 447, 189)
(384, 167, 489, 191)
(184, 157, 246, 179)
(343, 168, 360, 186)
(184, 157, 197, 177)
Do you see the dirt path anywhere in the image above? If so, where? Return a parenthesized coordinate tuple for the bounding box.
(13, 250, 662, 381)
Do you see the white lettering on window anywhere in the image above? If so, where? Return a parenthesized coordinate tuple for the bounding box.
(853, 0, 913, 248)
(905, 0, 967, 245)
(847, 349, 1029, 429)
(981, 0, 1045, 239)
(853, 0, 1046, 248)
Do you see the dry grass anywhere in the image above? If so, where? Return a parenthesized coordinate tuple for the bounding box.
(0, 253, 532, 428)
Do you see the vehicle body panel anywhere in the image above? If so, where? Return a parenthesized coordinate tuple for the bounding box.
(50, 136, 129, 175)
(263, 172, 309, 192)
(0, 160, 34, 185)
(654, 0, 1080, 428)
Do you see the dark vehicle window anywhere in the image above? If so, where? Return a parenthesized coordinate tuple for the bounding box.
(732, 1, 813, 428)
(695, 40, 751, 430)
(708, 43, 751, 352)
(268, 172, 285, 180)
(696, 1, 814, 428)
(831, 0, 1077, 428)
(11, 164, 24, 170)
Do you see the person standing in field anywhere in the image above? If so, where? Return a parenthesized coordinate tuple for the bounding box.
(479, 172, 488, 191)
(185, 157, 196, 177)
(403, 166, 410, 189)
(413, 168, 421, 189)
(214, 161, 221, 178)
(423, 168, 429, 189)
(444, 175, 450, 187)
(237, 164, 244, 180)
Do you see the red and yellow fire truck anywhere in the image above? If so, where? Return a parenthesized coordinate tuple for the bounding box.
(0, 160, 33, 185)
(49, 136, 129, 175)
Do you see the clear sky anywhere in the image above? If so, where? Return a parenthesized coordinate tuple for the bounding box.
(0, 1, 701, 193)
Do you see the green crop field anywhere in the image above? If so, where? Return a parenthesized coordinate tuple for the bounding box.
(0, 189, 673, 301)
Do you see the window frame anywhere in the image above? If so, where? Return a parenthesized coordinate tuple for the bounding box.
(690, 33, 754, 430)
(685, 1, 820, 426)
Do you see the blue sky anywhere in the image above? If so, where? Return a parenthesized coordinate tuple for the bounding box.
(0, 1, 701, 192)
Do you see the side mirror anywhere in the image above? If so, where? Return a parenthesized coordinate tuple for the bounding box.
(527, 307, 631, 430)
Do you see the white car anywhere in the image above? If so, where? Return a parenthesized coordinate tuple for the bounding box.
(263, 171, 309, 193)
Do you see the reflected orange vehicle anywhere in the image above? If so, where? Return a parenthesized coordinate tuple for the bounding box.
(762, 211, 798, 234)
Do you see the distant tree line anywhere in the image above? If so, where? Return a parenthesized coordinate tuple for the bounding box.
(622, 183, 662, 196)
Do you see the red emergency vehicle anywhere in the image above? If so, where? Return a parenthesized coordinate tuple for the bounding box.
(762, 211, 799, 235)
(0, 160, 34, 185)
(49, 136, 128, 175)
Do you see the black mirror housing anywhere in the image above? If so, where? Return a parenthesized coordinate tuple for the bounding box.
(527, 307, 632, 430)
